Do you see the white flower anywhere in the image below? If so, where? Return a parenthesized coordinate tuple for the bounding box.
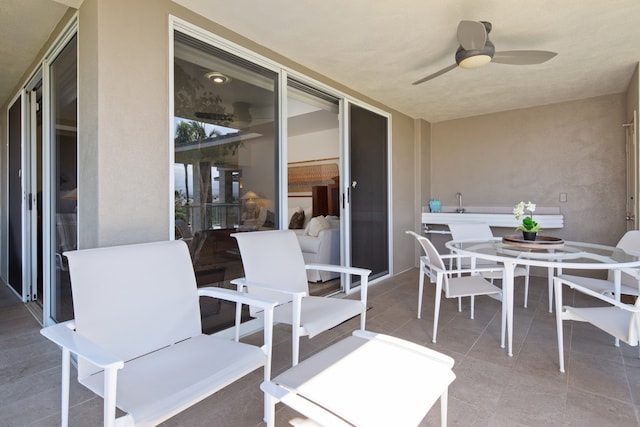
(525, 201, 536, 213)
(513, 201, 525, 220)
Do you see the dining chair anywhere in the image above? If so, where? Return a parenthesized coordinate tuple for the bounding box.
(554, 230, 640, 302)
(406, 231, 506, 344)
(448, 222, 532, 307)
(554, 274, 640, 373)
(231, 229, 371, 366)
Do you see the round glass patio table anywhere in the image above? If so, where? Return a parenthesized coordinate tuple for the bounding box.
(445, 237, 640, 356)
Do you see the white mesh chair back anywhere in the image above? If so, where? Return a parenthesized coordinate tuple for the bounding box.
(610, 230, 640, 292)
(448, 222, 495, 267)
(64, 240, 201, 378)
(233, 230, 310, 304)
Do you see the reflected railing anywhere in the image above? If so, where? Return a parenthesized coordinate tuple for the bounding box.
(179, 202, 241, 231)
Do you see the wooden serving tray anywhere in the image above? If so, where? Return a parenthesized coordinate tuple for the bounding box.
(502, 234, 565, 249)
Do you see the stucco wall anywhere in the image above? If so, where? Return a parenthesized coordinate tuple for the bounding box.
(431, 94, 627, 247)
(74, 0, 417, 276)
(78, 0, 172, 248)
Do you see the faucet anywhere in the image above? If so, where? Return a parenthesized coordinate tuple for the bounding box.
(455, 192, 465, 213)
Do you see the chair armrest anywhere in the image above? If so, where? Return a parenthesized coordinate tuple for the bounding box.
(430, 264, 504, 276)
(230, 278, 307, 299)
(198, 287, 277, 312)
(555, 275, 640, 311)
(352, 330, 455, 367)
(304, 263, 371, 279)
(40, 321, 124, 370)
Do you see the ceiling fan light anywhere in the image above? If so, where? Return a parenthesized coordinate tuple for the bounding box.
(205, 71, 231, 84)
(459, 54, 492, 69)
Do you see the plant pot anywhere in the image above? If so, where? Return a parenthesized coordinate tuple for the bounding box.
(522, 231, 537, 241)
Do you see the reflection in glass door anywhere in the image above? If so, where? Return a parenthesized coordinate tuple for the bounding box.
(48, 34, 77, 323)
(173, 30, 278, 333)
(8, 97, 23, 297)
(286, 78, 341, 295)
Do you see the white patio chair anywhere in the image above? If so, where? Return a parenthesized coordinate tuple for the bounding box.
(554, 275, 640, 373)
(231, 229, 371, 366)
(553, 230, 640, 301)
(448, 222, 532, 307)
(40, 240, 276, 427)
(406, 231, 506, 344)
(262, 330, 456, 427)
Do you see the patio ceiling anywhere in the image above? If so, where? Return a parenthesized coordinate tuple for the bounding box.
(3, 1, 640, 123)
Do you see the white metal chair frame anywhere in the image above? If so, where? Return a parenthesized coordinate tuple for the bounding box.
(41, 241, 277, 427)
(447, 222, 532, 307)
(554, 274, 640, 373)
(232, 230, 371, 366)
(407, 231, 507, 345)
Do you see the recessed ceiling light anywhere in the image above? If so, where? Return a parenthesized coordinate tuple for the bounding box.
(205, 71, 231, 84)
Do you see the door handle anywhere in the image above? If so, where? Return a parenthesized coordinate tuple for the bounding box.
(352, 180, 357, 189)
(626, 215, 635, 221)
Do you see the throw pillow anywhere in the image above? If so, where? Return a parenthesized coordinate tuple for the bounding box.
(307, 216, 331, 237)
(288, 209, 305, 229)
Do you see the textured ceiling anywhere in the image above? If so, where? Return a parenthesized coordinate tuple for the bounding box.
(4, 1, 640, 123)
(0, 0, 67, 107)
(176, 0, 640, 123)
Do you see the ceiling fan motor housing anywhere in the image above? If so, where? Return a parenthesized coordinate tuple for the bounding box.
(456, 40, 495, 68)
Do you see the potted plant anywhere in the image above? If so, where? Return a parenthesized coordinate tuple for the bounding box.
(513, 201, 541, 240)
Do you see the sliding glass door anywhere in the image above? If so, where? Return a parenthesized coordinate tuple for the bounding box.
(173, 30, 278, 333)
(48, 34, 78, 323)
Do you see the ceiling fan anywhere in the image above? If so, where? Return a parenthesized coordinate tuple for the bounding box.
(412, 20, 557, 85)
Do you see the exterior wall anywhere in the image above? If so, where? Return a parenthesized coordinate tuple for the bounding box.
(74, 0, 418, 274)
(78, 0, 172, 248)
(431, 94, 627, 246)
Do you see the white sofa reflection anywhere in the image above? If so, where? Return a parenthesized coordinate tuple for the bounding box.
(289, 209, 341, 282)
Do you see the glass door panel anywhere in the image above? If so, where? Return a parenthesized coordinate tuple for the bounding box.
(173, 31, 278, 333)
(49, 34, 77, 322)
(8, 97, 23, 297)
(286, 78, 341, 295)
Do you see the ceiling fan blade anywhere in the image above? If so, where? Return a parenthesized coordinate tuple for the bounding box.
(492, 50, 558, 65)
(457, 20, 487, 51)
(412, 64, 458, 85)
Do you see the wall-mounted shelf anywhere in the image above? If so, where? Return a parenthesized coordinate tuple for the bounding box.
(422, 210, 564, 230)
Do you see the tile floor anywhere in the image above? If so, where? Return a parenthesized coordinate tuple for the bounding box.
(1, 270, 639, 426)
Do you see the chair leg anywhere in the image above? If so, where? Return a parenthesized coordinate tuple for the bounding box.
(440, 388, 449, 427)
(458, 297, 462, 312)
(418, 263, 425, 319)
(103, 366, 119, 427)
(61, 349, 71, 427)
(264, 392, 276, 427)
(553, 278, 565, 373)
(433, 275, 443, 343)
(500, 291, 507, 349)
(523, 267, 530, 308)
(292, 297, 303, 366)
(470, 295, 475, 320)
